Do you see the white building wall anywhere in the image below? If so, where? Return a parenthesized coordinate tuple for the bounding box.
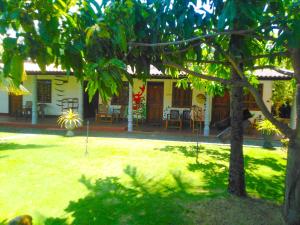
(23, 75, 82, 116)
(0, 90, 9, 113)
(250, 80, 273, 120)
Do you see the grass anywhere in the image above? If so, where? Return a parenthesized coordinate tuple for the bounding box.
(0, 130, 286, 225)
(0, 131, 19, 138)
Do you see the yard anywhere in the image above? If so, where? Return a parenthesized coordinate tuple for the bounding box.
(0, 129, 286, 225)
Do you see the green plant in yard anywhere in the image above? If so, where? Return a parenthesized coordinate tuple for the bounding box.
(57, 109, 82, 137)
(281, 138, 290, 150)
(256, 119, 282, 136)
(256, 119, 282, 149)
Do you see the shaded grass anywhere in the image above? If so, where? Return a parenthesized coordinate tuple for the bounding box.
(0, 143, 49, 151)
(0, 132, 286, 224)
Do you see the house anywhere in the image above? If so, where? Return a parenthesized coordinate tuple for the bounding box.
(0, 62, 291, 135)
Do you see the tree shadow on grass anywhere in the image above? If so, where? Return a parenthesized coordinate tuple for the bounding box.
(157, 145, 285, 202)
(0, 142, 50, 151)
(44, 166, 204, 225)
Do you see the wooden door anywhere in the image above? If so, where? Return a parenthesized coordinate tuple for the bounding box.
(212, 91, 230, 122)
(147, 82, 164, 123)
(9, 94, 23, 116)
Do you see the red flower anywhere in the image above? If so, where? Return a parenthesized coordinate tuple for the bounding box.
(132, 85, 145, 108)
(140, 85, 145, 93)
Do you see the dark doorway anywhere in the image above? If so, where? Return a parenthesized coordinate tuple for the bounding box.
(212, 91, 230, 123)
(9, 94, 23, 116)
(147, 82, 164, 124)
(83, 81, 99, 118)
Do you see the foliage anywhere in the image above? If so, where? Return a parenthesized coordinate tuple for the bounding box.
(280, 138, 289, 150)
(256, 119, 282, 136)
(272, 80, 296, 116)
(0, 73, 29, 95)
(57, 109, 82, 129)
(133, 84, 146, 119)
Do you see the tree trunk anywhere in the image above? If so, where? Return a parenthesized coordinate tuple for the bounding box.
(227, 35, 246, 196)
(284, 48, 300, 225)
(228, 66, 246, 196)
(284, 133, 300, 225)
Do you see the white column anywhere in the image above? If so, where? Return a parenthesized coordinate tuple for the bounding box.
(290, 93, 297, 129)
(31, 76, 38, 125)
(204, 93, 211, 136)
(78, 82, 84, 120)
(128, 82, 133, 132)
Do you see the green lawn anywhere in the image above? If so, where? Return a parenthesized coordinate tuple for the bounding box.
(0, 131, 286, 225)
(0, 131, 19, 138)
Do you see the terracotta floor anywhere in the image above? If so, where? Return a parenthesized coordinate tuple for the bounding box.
(0, 115, 127, 132)
(0, 115, 263, 139)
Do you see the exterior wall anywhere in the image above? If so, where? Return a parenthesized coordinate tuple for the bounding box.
(0, 75, 273, 121)
(23, 75, 82, 116)
(249, 80, 273, 121)
(0, 90, 9, 113)
(102, 78, 206, 120)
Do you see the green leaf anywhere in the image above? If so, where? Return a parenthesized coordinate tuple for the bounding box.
(86, 24, 99, 44)
(3, 37, 17, 51)
(217, 0, 236, 30)
(107, 58, 126, 70)
(116, 25, 127, 52)
(10, 54, 24, 84)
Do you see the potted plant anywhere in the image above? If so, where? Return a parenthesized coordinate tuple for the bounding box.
(256, 119, 281, 149)
(58, 109, 82, 137)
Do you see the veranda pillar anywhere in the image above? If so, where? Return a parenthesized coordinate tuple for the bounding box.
(128, 82, 133, 132)
(78, 82, 84, 120)
(204, 93, 211, 136)
(31, 76, 38, 125)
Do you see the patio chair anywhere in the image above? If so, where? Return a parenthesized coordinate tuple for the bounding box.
(182, 110, 191, 126)
(190, 105, 204, 133)
(118, 105, 128, 121)
(23, 101, 32, 120)
(38, 103, 47, 119)
(95, 104, 113, 123)
(71, 98, 79, 112)
(165, 109, 182, 130)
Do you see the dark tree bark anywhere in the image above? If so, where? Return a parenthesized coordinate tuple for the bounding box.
(228, 67, 246, 196)
(284, 48, 300, 225)
(227, 35, 246, 196)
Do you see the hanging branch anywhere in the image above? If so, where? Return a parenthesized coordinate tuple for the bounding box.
(162, 41, 203, 55)
(129, 29, 255, 47)
(186, 59, 229, 65)
(164, 61, 244, 86)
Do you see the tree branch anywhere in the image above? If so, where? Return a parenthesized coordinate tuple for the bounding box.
(186, 59, 229, 65)
(129, 29, 255, 47)
(164, 61, 244, 86)
(163, 42, 202, 55)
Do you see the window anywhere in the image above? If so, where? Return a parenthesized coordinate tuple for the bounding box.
(111, 82, 129, 105)
(243, 84, 263, 110)
(172, 83, 192, 108)
(37, 79, 52, 103)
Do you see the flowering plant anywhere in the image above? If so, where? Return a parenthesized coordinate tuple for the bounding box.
(133, 85, 146, 119)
